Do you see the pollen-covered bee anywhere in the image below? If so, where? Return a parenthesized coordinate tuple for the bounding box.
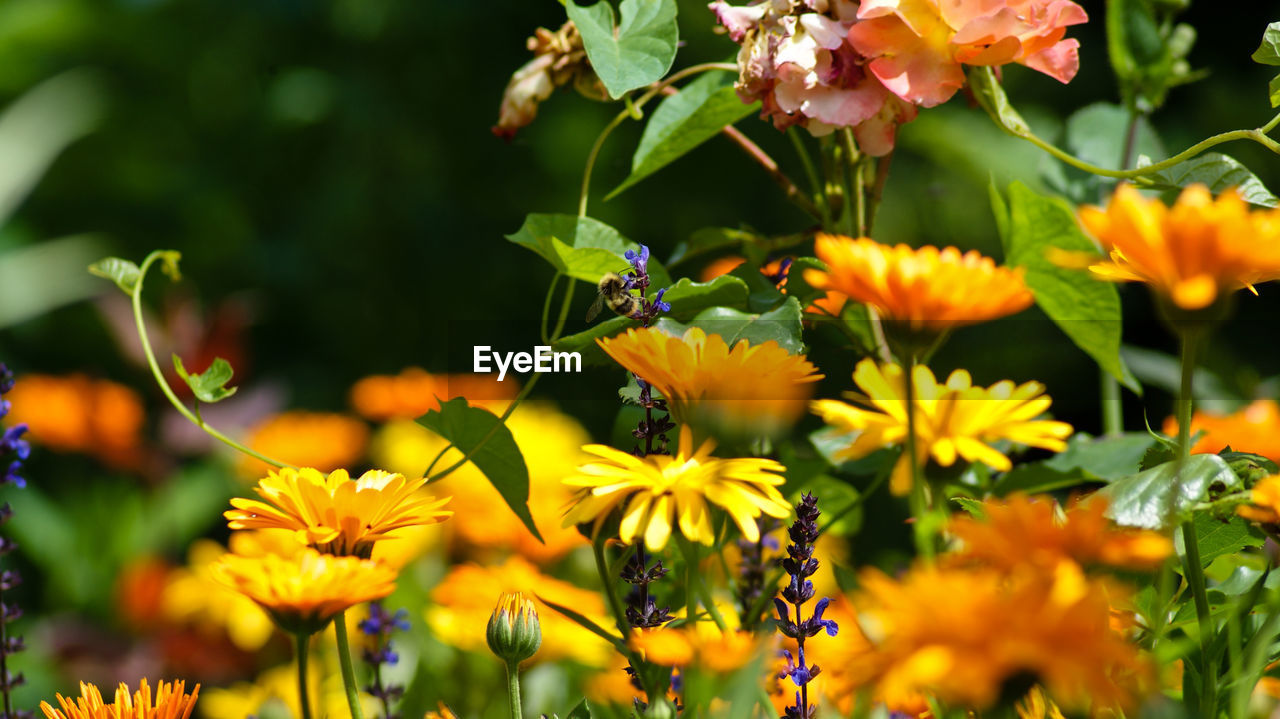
(585, 272, 639, 321)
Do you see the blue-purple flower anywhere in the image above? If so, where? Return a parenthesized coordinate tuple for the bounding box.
(774, 493, 836, 719)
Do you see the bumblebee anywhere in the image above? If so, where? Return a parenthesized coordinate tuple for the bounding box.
(585, 272, 639, 321)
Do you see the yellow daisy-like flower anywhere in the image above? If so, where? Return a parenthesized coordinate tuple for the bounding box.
(1078, 184, 1280, 310)
(596, 326, 823, 439)
(211, 548, 396, 634)
(40, 679, 200, 719)
(561, 426, 791, 550)
(804, 233, 1033, 332)
(1237, 474, 1280, 524)
(225, 467, 451, 558)
(812, 359, 1073, 495)
(849, 563, 1152, 712)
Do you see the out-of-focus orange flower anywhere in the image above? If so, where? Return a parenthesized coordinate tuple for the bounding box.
(847, 0, 1087, 107)
(6, 374, 145, 467)
(1078, 184, 1280, 311)
(1163, 399, 1280, 463)
(115, 557, 173, 633)
(948, 495, 1172, 572)
(237, 411, 368, 478)
(630, 625, 760, 673)
(349, 367, 517, 422)
(426, 556, 613, 667)
(597, 326, 823, 439)
(1238, 474, 1280, 524)
(40, 679, 199, 719)
(370, 402, 591, 564)
(423, 703, 460, 719)
(806, 234, 1033, 333)
(698, 256, 790, 285)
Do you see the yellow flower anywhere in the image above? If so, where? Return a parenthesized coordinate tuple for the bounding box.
(1078, 184, 1280, 310)
(804, 234, 1033, 332)
(629, 625, 760, 674)
(562, 426, 791, 550)
(849, 563, 1152, 713)
(238, 411, 369, 479)
(596, 326, 823, 439)
(426, 556, 613, 666)
(1238, 474, 1280, 524)
(1163, 399, 1280, 463)
(40, 679, 199, 719)
(211, 548, 396, 634)
(160, 536, 281, 651)
(812, 359, 1073, 495)
(948, 495, 1172, 572)
(225, 467, 451, 558)
(423, 703, 460, 719)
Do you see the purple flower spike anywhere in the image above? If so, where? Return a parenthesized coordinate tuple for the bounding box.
(625, 245, 650, 275)
(774, 493, 832, 719)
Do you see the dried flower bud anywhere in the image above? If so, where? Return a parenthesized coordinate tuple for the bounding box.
(486, 592, 541, 664)
(493, 22, 606, 140)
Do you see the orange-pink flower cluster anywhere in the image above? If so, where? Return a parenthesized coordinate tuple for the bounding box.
(710, 0, 1085, 152)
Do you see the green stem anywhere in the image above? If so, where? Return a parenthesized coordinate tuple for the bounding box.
(1101, 370, 1123, 436)
(678, 536, 728, 631)
(549, 278, 577, 342)
(539, 272, 562, 346)
(1176, 330, 1216, 718)
(334, 610, 365, 719)
(591, 535, 650, 697)
(505, 660, 523, 719)
(788, 127, 827, 226)
(838, 129, 860, 236)
(295, 632, 315, 719)
(424, 372, 542, 482)
(904, 355, 933, 561)
(865, 151, 892, 237)
(131, 251, 291, 470)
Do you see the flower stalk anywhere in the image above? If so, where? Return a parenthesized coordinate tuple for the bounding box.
(0, 364, 28, 719)
(296, 631, 315, 719)
(774, 494, 838, 719)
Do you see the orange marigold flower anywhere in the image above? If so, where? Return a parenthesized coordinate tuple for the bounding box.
(211, 548, 395, 635)
(1078, 184, 1280, 310)
(40, 679, 200, 719)
(1238, 474, 1280, 524)
(812, 359, 1072, 495)
(596, 326, 823, 439)
(948, 495, 1172, 572)
(350, 367, 516, 422)
(806, 234, 1033, 332)
(850, 563, 1152, 712)
(1163, 399, 1280, 463)
(847, 0, 1087, 107)
(238, 411, 368, 478)
(225, 467, 451, 558)
(6, 374, 145, 468)
(630, 625, 761, 673)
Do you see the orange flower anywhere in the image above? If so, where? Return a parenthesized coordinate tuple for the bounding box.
(847, 0, 1087, 107)
(238, 411, 368, 478)
(6, 374, 145, 467)
(629, 625, 760, 673)
(597, 326, 823, 439)
(948, 495, 1172, 572)
(1078, 184, 1280, 310)
(1163, 399, 1280, 462)
(40, 679, 199, 719)
(350, 367, 516, 421)
(1238, 474, 1280, 524)
(806, 234, 1032, 333)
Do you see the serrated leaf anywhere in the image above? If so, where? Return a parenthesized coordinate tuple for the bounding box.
(686, 296, 804, 354)
(553, 274, 752, 366)
(172, 355, 238, 403)
(1142, 152, 1279, 208)
(967, 66, 1030, 137)
(566, 0, 679, 99)
(1180, 512, 1264, 568)
(88, 257, 141, 294)
(1004, 182, 1138, 392)
(1100, 454, 1242, 529)
(1252, 22, 1280, 66)
(609, 72, 756, 198)
(417, 398, 541, 542)
(505, 214, 672, 288)
(993, 432, 1156, 495)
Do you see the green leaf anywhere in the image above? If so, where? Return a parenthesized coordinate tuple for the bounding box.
(172, 355, 238, 403)
(686, 296, 804, 354)
(505, 214, 673, 288)
(989, 174, 1010, 249)
(728, 261, 787, 313)
(553, 274, 751, 366)
(566, 0, 679, 100)
(537, 594, 625, 651)
(1270, 74, 1280, 108)
(1141, 152, 1279, 208)
(1181, 512, 1264, 568)
(1099, 454, 1242, 529)
(1004, 182, 1138, 392)
(1220, 450, 1279, 487)
(567, 699, 593, 719)
(609, 72, 756, 198)
(952, 497, 988, 520)
(416, 398, 542, 542)
(1121, 345, 1241, 414)
(1252, 22, 1280, 65)
(992, 432, 1156, 496)
(88, 257, 141, 294)
(966, 66, 1030, 137)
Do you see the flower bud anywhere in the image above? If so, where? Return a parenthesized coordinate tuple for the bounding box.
(486, 592, 541, 664)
